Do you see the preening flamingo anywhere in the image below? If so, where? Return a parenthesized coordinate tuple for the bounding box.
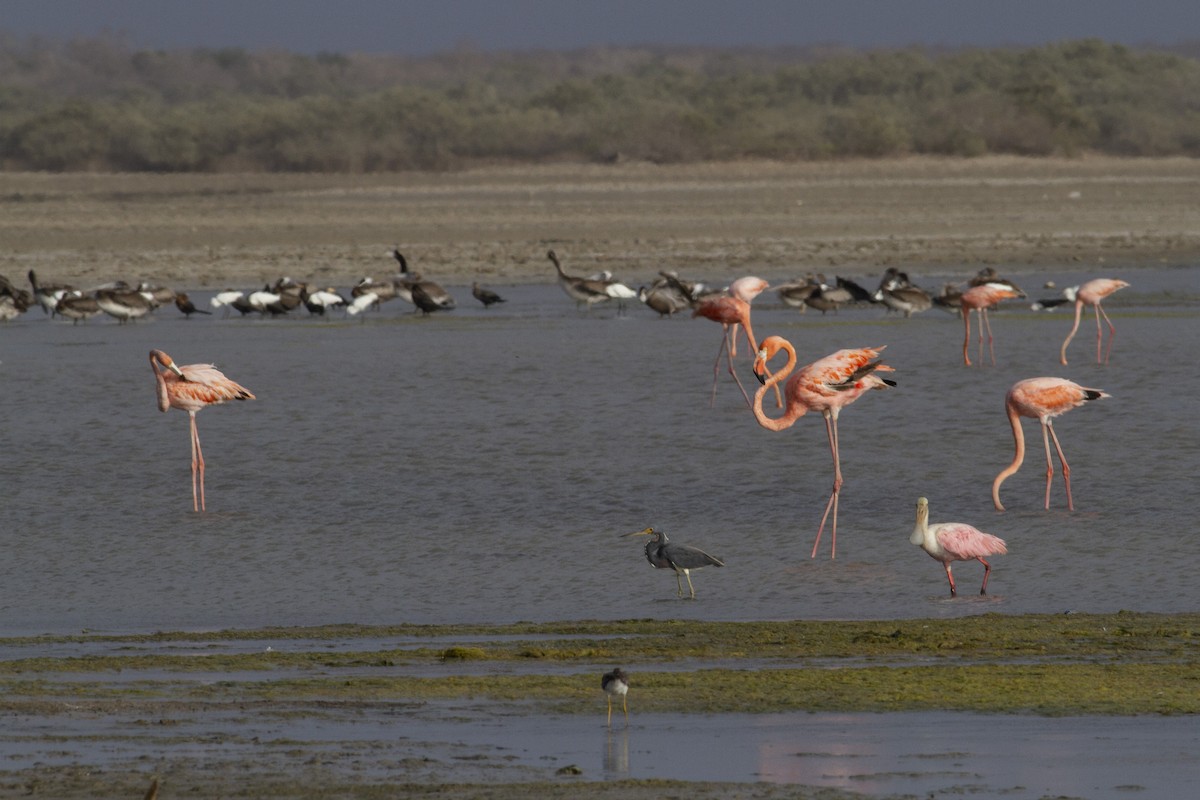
(1060, 278, 1129, 365)
(910, 497, 1008, 597)
(149, 350, 255, 512)
(692, 276, 771, 407)
(959, 281, 1025, 366)
(992, 377, 1109, 512)
(751, 335, 896, 559)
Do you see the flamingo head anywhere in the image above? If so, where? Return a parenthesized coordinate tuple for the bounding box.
(149, 349, 185, 377)
(753, 336, 788, 384)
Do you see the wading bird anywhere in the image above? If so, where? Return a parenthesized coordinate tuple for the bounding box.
(601, 667, 629, 726)
(692, 276, 770, 407)
(959, 281, 1025, 366)
(752, 335, 895, 559)
(622, 527, 724, 599)
(149, 349, 255, 512)
(910, 497, 1007, 597)
(472, 282, 505, 307)
(992, 377, 1109, 512)
(1059, 278, 1129, 365)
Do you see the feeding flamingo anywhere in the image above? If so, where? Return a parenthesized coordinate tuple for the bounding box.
(910, 497, 1008, 597)
(692, 276, 771, 407)
(992, 377, 1109, 512)
(752, 335, 896, 559)
(149, 350, 256, 512)
(1060, 278, 1129, 365)
(959, 281, 1025, 366)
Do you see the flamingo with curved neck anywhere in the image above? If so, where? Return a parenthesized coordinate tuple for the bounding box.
(1060, 278, 1129, 365)
(752, 335, 896, 559)
(992, 377, 1109, 512)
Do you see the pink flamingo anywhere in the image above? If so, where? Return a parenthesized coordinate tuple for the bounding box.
(752, 335, 896, 559)
(149, 349, 256, 512)
(992, 377, 1109, 512)
(692, 276, 772, 407)
(1060, 278, 1129, 365)
(959, 281, 1025, 366)
(910, 497, 1007, 597)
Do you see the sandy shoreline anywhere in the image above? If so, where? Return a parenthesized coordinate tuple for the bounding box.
(2, 156, 1200, 291)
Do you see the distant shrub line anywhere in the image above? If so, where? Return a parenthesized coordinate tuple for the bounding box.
(1, 36, 1199, 171)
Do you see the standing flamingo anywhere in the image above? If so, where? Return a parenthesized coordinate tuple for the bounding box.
(752, 335, 896, 559)
(1060, 278, 1129, 365)
(992, 377, 1109, 512)
(149, 350, 255, 512)
(959, 281, 1025, 366)
(692, 276, 771, 407)
(910, 497, 1007, 597)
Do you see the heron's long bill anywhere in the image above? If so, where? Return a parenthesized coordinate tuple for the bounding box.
(621, 527, 655, 538)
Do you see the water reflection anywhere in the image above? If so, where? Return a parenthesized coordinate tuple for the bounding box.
(602, 727, 629, 776)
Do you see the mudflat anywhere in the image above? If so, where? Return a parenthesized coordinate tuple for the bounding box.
(2, 155, 1199, 290)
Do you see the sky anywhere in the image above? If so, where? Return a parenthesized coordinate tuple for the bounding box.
(2, 0, 1199, 55)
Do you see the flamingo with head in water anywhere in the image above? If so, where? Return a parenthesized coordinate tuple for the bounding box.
(692, 276, 771, 407)
(992, 377, 1109, 512)
(1059, 278, 1129, 365)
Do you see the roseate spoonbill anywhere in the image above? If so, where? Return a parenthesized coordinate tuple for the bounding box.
(149, 349, 256, 512)
(752, 335, 896, 559)
(910, 497, 1008, 597)
(992, 377, 1109, 512)
(472, 282, 505, 307)
(1060, 278, 1129, 365)
(959, 281, 1025, 366)
(601, 668, 629, 726)
(622, 527, 724, 599)
(692, 276, 770, 407)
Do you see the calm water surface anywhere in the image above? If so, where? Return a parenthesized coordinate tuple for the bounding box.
(2, 264, 1198, 635)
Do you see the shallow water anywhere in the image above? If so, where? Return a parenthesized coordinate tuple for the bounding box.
(2, 264, 1199, 635)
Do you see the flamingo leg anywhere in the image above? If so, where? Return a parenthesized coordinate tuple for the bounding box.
(709, 330, 727, 407)
(1096, 302, 1117, 364)
(719, 325, 753, 408)
(962, 309, 973, 366)
(190, 412, 206, 512)
(1046, 422, 1073, 511)
(1039, 419, 1055, 510)
(977, 557, 993, 595)
(813, 411, 843, 559)
(943, 563, 958, 597)
(981, 307, 996, 366)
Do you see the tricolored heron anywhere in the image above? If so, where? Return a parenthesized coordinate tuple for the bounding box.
(622, 527, 724, 599)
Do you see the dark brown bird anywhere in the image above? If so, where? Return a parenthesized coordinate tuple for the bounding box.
(175, 293, 212, 318)
(472, 282, 505, 307)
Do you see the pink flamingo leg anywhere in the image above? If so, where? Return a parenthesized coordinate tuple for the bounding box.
(961, 309, 973, 366)
(812, 411, 843, 559)
(980, 307, 996, 366)
(1039, 420, 1055, 511)
(1046, 423, 1073, 511)
(711, 326, 751, 408)
(190, 412, 206, 512)
(1095, 303, 1117, 364)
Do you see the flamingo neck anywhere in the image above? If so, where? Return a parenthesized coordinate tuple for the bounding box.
(992, 401, 1026, 510)
(752, 340, 806, 431)
(1060, 298, 1086, 362)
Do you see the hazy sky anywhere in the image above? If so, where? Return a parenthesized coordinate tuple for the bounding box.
(3, 0, 1199, 54)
